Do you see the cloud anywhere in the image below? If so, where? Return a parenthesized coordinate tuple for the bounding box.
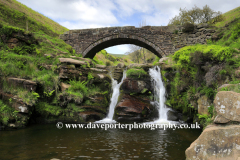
(59, 21, 110, 30)
(17, 0, 240, 29)
(105, 45, 130, 54)
(115, 0, 153, 17)
(143, 12, 170, 26)
(17, 0, 118, 29)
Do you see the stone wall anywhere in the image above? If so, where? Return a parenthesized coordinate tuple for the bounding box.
(60, 24, 215, 59)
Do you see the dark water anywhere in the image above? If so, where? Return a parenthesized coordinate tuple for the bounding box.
(0, 123, 201, 160)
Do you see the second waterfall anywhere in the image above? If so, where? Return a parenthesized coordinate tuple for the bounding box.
(149, 66, 169, 122)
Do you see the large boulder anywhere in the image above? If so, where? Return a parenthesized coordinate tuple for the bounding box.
(186, 125, 240, 160)
(214, 91, 240, 122)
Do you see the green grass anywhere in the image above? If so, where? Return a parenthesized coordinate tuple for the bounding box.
(0, 0, 68, 36)
(173, 44, 234, 68)
(211, 22, 240, 51)
(35, 102, 64, 116)
(126, 68, 148, 78)
(33, 31, 74, 55)
(220, 84, 240, 93)
(94, 50, 133, 66)
(214, 6, 240, 28)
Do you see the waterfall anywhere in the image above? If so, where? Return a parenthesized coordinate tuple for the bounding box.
(95, 70, 126, 123)
(149, 66, 169, 122)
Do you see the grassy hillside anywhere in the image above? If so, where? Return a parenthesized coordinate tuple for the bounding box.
(95, 50, 133, 66)
(214, 6, 240, 28)
(125, 48, 157, 64)
(109, 54, 125, 58)
(0, 0, 68, 36)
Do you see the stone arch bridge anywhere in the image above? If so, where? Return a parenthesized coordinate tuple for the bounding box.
(60, 25, 214, 59)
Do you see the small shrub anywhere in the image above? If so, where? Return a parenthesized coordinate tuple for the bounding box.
(199, 86, 215, 98)
(153, 57, 160, 65)
(68, 80, 88, 95)
(219, 69, 227, 75)
(35, 102, 63, 116)
(220, 87, 228, 91)
(0, 100, 18, 125)
(106, 61, 112, 66)
(208, 104, 214, 117)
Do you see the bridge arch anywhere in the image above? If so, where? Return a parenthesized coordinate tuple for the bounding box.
(60, 26, 215, 59)
(59, 26, 180, 59)
(82, 34, 166, 59)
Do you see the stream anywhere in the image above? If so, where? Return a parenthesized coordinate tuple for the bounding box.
(0, 123, 201, 160)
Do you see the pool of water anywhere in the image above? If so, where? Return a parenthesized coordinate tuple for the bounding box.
(0, 123, 201, 160)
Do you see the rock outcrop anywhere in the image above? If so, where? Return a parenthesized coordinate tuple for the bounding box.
(121, 78, 151, 94)
(7, 77, 37, 92)
(115, 94, 157, 122)
(186, 125, 240, 160)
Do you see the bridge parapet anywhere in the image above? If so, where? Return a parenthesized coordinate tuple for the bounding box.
(60, 24, 215, 59)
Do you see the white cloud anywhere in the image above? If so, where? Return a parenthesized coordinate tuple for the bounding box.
(17, 0, 118, 28)
(17, 0, 240, 29)
(116, 45, 130, 52)
(105, 45, 130, 54)
(143, 12, 170, 26)
(115, 0, 153, 17)
(59, 21, 109, 30)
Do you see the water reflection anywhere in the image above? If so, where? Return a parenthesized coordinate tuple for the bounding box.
(0, 124, 201, 160)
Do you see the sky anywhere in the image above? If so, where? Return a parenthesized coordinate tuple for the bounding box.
(16, 0, 240, 54)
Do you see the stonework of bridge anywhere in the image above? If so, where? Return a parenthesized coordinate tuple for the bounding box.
(60, 24, 215, 59)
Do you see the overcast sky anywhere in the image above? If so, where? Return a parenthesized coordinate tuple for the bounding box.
(17, 0, 240, 54)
